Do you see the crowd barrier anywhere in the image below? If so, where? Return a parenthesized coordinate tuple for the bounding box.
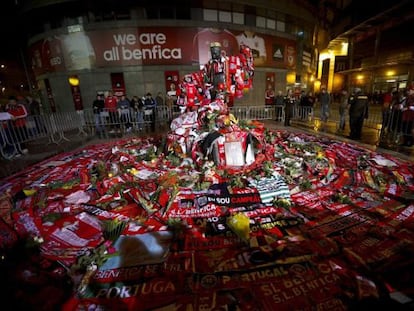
(1, 111, 87, 160)
(229, 105, 274, 121)
(290, 105, 314, 122)
(290, 103, 384, 137)
(83, 105, 275, 136)
(1, 103, 411, 160)
(82, 106, 172, 135)
(379, 107, 414, 146)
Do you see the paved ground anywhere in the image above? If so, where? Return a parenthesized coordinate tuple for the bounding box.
(1, 114, 414, 310)
(0, 126, 169, 179)
(1, 116, 413, 180)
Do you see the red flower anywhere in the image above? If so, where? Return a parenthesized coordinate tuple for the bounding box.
(158, 189, 170, 207)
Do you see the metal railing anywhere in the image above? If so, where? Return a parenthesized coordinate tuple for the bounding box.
(378, 107, 414, 147)
(81, 106, 172, 135)
(1, 103, 412, 160)
(290, 103, 384, 135)
(229, 105, 274, 120)
(1, 111, 86, 159)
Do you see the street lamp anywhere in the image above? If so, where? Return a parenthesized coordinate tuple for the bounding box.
(68, 76, 80, 86)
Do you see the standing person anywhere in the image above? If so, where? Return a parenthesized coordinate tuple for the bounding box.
(319, 87, 331, 124)
(274, 90, 284, 121)
(117, 94, 132, 133)
(155, 91, 165, 124)
(348, 88, 369, 140)
(338, 89, 349, 133)
(144, 92, 156, 132)
(92, 93, 105, 138)
(26, 95, 45, 135)
(27, 95, 41, 116)
(131, 95, 144, 131)
(303, 91, 315, 121)
(381, 88, 393, 132)
(165, 89, 175, 123)
(298, 90, 307, 119)
(389, 90, 402, 133)
(284, 89, 295, 126)
(5, 96, 29, 154)
(167, 83, 178, 116)
(104, 90, 119, 133)
(155, 92, 164, 106)
(264, 85, 275, 106)
(17, 95, 30, 114)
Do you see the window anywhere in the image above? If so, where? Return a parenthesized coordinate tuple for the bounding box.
(233, 12, 244, 24)
(256, 16, 266, 28)
(267, 18, 276, 30)
(277, 21, 285, 32)
(219, 11, 231, 23)
(204, 9, 217, 21)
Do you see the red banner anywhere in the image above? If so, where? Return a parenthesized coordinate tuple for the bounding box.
(28, 27, 296, 74)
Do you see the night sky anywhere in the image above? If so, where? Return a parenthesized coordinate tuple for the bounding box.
(0, 0, 20, 59)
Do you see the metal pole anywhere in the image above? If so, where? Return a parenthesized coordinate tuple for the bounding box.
(20, 48, 32, 93)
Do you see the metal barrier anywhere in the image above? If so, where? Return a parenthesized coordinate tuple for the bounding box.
(248, 106, 275, 120)
(274, 105, 285, 122)
(229, 105, 274, 121)
(82, 106, 172, 135)
(291, 103, 383, 135)
(2, 105, 278, 159)
(1, 120, 21, 159)
(291, 105, 314, 122)
(46, 111, 88, 143)
(229, 106, 249, 120)
(1, 111, 89, 160)
(379, 107, 414, 147)
(2, 102, 410, 160)
(361, 109, 383, 141)
(1, 113, 54, 159)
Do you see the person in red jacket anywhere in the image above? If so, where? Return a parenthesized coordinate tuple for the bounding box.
(104, 90, 120, 133)
(5, 95, 29, 154)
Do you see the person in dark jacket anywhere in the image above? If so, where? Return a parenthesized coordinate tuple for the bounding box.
(92, 93, 106, 138)
(284, 89, 295, 126)
(348, 88, 369, 140)
(274, 90, 284, 121)
(144, 92, 156, 131)
(117, 94, 132, 133)
(319, 87, 331, 123)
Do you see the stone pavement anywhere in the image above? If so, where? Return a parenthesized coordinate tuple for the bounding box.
(1, 117, 413, 180)
(0, 127, 169, 179)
